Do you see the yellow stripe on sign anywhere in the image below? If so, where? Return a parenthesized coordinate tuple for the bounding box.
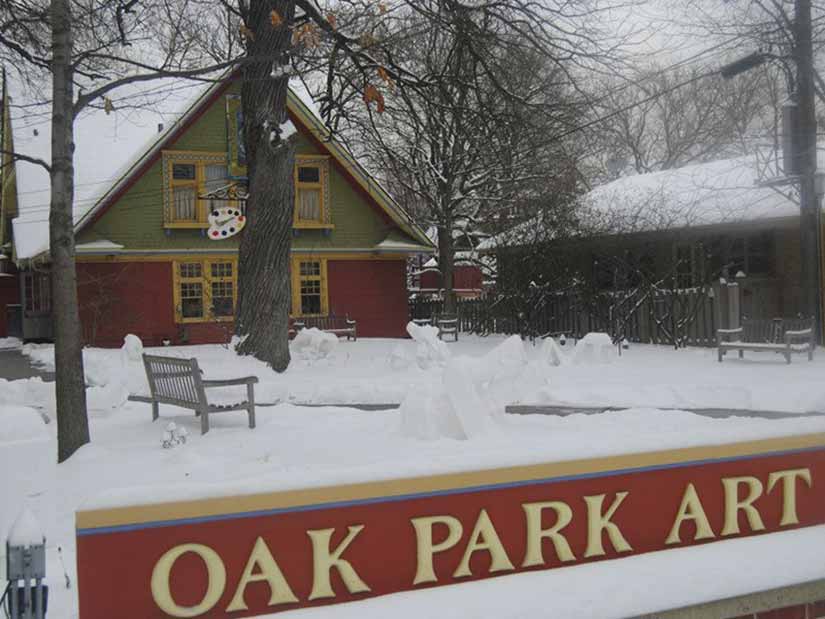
(76, 432, 825, 531)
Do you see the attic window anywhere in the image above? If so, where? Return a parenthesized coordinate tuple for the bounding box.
(293, 156, 332, 229)
(162, 151, 231, 228)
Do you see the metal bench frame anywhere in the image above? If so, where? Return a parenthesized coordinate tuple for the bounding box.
(718, 318, 815, 364)
(130, 354, 258, 434)
(293, 314, 357, 340)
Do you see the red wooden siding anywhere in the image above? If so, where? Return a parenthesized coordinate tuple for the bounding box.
(419, 265, 483, 292)
(76, 258, 409, 347)
(77, 262, 177, 347)
(327, 259, 408, 337)
(0, 266, 20, 338)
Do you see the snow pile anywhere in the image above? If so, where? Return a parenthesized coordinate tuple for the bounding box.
(0, 337, 21, 350)
(572, 332, 616, 365)
(292, 328, 339, 360)
(0, 378, 54, 411)
(0, 406, 52, 570)
(406, 321, 451, 369)
(7, 507, 44, 547)
(541, 336, 570, 367)
(389, 344, 413, 371)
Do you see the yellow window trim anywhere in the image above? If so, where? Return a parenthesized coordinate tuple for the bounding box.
(293, 155, 330, 228)
(172, 256, 238, 324)
(162, 151, 231, 228)
(290, 256, 329, 317)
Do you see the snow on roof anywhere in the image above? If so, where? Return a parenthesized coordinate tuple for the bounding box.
(11, 76, 207, 260)
(480, 154, 807, 251)
(75, 239, 125, 252)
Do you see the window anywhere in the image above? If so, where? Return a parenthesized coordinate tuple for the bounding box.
(293, 156, 331, 228)
(291, 258, 328, 316)
(23, 271, 51, 316)
(173, 258, 237, 322)
(163, 151, 234, 227)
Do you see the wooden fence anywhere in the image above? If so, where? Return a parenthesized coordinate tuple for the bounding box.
(410, 286, 722, 347)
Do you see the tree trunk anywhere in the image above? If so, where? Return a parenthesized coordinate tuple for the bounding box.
(438, 225, 456, 314)
(50, 0, 89, 462)
(234, 0, 295, 371)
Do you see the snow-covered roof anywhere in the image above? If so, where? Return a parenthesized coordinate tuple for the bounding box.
(480, 154, 807, 251)
(10, 72, 432, 261)
(11, 76, 208, 261)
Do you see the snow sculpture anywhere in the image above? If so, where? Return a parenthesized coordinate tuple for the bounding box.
(572, 332, 616, 365)
(122, 333, 144, 362)
(292, 327, 338, 360)
(540, 336, 569, 367)
(406, 321, 450, 369)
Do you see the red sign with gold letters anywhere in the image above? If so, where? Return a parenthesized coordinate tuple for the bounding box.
(76, 433, 825, 618)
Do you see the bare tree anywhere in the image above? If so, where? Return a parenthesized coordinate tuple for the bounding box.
(1, 0, 234, 461)
(586, 62, 778, 183)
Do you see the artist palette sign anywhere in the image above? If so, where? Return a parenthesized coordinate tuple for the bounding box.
(76, 433, 825, 618)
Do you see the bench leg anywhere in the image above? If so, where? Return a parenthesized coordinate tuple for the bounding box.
(247, 383, 256, 429)
(809, 347, 814, 361)
(738, 349, 744, 359)
(200, 409, 210, 434)
(718, 347, 723, 362)
(152, 401, 159, 421)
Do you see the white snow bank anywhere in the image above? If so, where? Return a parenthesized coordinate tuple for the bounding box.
(121, 334, 144, 362)
(0, 405, 52, 577)
(572, 332, 616, 365)
(292, 328, 339, 360)
(7, 507, 44, 547)
(0, 337, 21, 350)
(0, 405, 49, 443)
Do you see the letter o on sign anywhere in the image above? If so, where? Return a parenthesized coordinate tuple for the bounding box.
(151, 544, 226, 617)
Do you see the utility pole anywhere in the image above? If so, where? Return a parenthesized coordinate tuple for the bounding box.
(795, 0, 823, 339)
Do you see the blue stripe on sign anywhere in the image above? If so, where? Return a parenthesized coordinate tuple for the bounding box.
(76, 445, 823, 537)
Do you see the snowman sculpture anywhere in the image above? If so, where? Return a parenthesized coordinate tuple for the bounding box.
(208, 206, 246, 240)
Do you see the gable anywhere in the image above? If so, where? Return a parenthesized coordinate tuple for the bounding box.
(75, 76, 431, 254)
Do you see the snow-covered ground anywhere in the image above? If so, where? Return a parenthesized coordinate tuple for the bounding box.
(2, 333, 825, 618)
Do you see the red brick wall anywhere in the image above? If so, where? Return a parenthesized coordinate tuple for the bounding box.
(0, 265, 20, 338)
(327, 259, 408, 337)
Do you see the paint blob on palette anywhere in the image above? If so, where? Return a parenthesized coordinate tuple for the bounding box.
(208, 206, 246, 240)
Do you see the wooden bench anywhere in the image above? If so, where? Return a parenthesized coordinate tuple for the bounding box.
(718, 318, 815, 364)
(128, 354, 258, 434)
(436, 314, 459, 342)
(293, 315, 357, 341)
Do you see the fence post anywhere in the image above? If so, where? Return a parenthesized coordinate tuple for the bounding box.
(715, 280, 728, 330)
(728, 282, 741, 330)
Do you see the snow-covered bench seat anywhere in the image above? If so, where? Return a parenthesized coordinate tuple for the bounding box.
(292, 315, 357, 341)
(717, 318, 815, 364)
(128, 354, 258, 434)
(436, 314, 458, 342)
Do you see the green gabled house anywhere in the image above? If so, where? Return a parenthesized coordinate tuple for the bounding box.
(8, 75, 432, 346)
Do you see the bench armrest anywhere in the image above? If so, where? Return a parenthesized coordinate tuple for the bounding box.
(717, 328, 743, 334)
(784, 328, 812, 337)
(203, 376, 259, 388)
(127, 394, 153, 403)
(346, 318, 356, 326)
(784, 329, 813, 345)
